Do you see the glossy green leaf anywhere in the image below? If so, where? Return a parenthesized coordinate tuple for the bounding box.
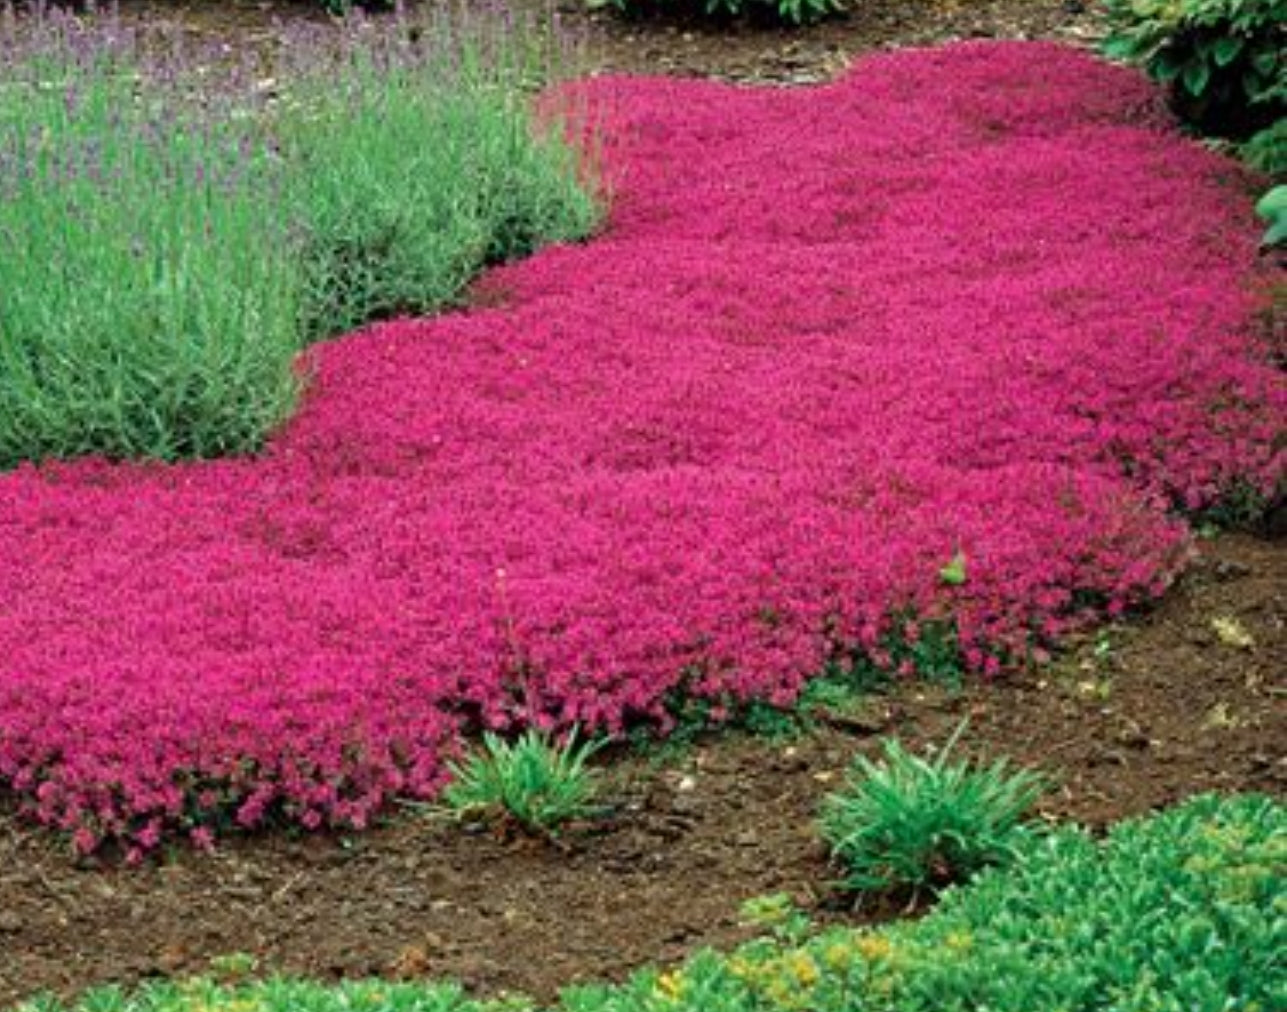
(1182, 59, 1211, 96)
(1211, 35, 1243, 66)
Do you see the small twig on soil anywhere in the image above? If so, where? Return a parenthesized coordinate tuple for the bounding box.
(27, 864, 74, 908)
(270, 871, 306, 904)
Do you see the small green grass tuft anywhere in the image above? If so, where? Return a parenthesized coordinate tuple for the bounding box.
(818, 722, 1046, 897)
(441, 729, 606, 835)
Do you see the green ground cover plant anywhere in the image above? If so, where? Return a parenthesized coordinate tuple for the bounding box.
(0, 4, 598, 468)
(818, 724, 1046, 896)
(19, 793, 1284, 1011)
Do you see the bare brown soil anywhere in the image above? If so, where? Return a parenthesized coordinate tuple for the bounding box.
(3, 1, 1284, 1007)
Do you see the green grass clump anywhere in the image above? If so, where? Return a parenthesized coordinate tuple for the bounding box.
(0, 5, 599, 470)
(18, 794, 1284, 1012)
(441, 729, 606, 835)
(818, 723, 1046, 897)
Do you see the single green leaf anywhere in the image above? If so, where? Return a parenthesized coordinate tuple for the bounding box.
(1256, 186, 1287, 219)
(1252, 50, 1277, 74)
(1154, 51, 1183, 82)
(1182, 59, 1212, 97)
(1257, 186, 1287, 248)
(940, 550, 968, 587)
(1101, 37, 1140, 60)
(1211, 36, 1243, 67)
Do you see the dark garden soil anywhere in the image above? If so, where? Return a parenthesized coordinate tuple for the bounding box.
(3, 0, 1284, 1007)
(2, 531, 1283, 1005)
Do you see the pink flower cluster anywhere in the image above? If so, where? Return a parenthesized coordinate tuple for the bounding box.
(1, 43, 1282, 854)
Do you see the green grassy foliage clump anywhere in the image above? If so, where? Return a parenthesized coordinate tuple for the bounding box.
(21, 793, 1284, 1012)
(0, 9, 300, 466)
(0, 5, 599, 469)
(441, 730, 606, 835)
(818, 725, 1046, 896)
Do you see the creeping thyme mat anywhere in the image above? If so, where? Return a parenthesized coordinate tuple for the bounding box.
(0, 42, 1282, 855)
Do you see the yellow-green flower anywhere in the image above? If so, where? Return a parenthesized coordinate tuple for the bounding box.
(822, 941, 855, 972)
(788, 952, 820, 987)
(654, 970, 685, 1002)
(944, 931, 973, 952)
(856, 934, 894, 962)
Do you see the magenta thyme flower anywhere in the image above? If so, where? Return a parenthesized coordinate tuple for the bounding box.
(0, 42, 1282, 854)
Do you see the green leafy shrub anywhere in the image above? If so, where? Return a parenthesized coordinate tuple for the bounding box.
(561, 794, 1284, 1012)
(588, 0, 845, 28)
(1243, 117, 1287, 174)
(1102, 0, 1285, 138)
(818, 724, 1046, 896)
(875, 792, 1286, 1010)
(1256, 184, 1287, 246)
(441, 729, 606, 834)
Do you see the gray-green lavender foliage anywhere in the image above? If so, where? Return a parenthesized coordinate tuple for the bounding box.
(0, 3, 599, 469)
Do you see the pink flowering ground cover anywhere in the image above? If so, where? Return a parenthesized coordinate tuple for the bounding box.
(1, 42, 1283, 855)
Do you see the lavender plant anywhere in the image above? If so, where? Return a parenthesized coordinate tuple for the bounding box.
(275, 6, 601, 339)
(0, 3, 600, 469)
(0, 5, 300, 465)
